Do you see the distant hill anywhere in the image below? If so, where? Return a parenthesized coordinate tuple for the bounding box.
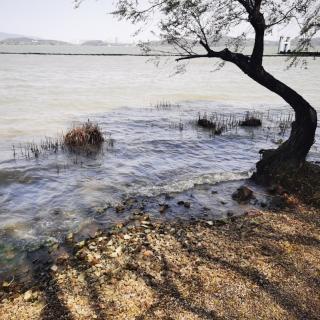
(81, 40, 109, 46)
(0, 37, 71, 46)
(0, 32, 26, 41)
(81, 40, 132, 46)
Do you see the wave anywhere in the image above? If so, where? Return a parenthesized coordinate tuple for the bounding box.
(134, 169, 254, 197)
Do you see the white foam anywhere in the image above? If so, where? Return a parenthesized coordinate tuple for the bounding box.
(134, 170, 254, 197)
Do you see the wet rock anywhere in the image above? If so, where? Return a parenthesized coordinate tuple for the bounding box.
(115, 204, 125, 213)
(227, 211, 234, 217)
(95, 207, 106, 214)
(76, 240, 86, 249)
(52, 208, 62, 215)
(211, 190, 218, 194)
(177, 200, 191, 208)
(232, 186, 254, 203)
(268, 184, 286, 195)
(260, 201, 267, 208)
(269, 195, 286, 209)
(165, 193, 173, 200)
(55, 249, 70, 265)
(159, 204, 169, 214)
(184, 201, 191, 208)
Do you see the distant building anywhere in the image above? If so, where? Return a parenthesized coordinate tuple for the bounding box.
(278, 36, 291, 53)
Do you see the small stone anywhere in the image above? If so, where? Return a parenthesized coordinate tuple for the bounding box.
(51, 265, 58, 272)
(76, 240, 85, 248)
(2, 281, 11, 288)
(184, 201, 191, 208)
(66, 232, 74, 241)
(124, 234, 131, 240)
(115, 204, 125, 213)
(245, 210, 263, 217)
(78, 273, 85, 283)
(110, 246, 122, 258)
(232, 186, 254, 203)
(260, 201, 267, 208)
(24, 290, 33, 302)
(143, 250, 153, 258)
(115, 246, 122, 256)
(211, 190, 218, 194)
(159, 204, 169, 214)
(95, 207, 106, 214)
(206, 221, 213, 226)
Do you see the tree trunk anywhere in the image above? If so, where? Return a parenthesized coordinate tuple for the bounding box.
(239, 63, 317, 182)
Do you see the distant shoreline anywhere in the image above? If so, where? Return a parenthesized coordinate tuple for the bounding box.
(0, 51, 319, 57)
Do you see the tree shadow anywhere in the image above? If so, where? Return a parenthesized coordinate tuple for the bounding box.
(127, 248, 221, 320)
(172, 224, 320, 320)
(1, 214, 319, 320)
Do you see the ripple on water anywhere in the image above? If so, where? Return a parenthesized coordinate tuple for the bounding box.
(0, 102, 320, 266)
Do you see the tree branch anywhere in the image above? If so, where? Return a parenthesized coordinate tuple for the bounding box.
(250, 7, 265, 66)
(266, 6, 298, 28)
(176, 54, 211, 61)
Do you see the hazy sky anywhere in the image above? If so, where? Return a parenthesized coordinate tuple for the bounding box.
(0, 0, 152, 43)
(0, 0, 300, 43)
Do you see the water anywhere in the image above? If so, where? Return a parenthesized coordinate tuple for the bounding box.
(0, 45, 319, 276)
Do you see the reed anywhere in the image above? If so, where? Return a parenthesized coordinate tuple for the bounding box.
(153, 101, 181, 111)
(13, 120, 113, 160)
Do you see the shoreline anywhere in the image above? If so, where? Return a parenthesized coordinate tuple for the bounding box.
(0, 52, 319, 57)
(0, 186, 319, 319)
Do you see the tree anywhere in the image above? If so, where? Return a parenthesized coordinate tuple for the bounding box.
(77, 0, 319, 181)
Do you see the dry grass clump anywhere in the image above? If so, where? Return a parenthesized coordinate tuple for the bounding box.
(240, 111, 262, 127)
(153, 101, 181, 110)
(197, 113, 226, 135)
(13, 121, 110, 160)
(64, 121, 104, 147)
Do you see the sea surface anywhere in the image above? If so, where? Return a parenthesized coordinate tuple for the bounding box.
(0, 45, 319, 276)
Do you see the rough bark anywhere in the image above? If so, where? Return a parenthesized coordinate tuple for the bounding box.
(176, 1, 318, 183)
(239, 63, 317, 180)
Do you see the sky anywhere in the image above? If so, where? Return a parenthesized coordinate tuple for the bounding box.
(0, 0, 301, 43)
(0, 0, 154, 43)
